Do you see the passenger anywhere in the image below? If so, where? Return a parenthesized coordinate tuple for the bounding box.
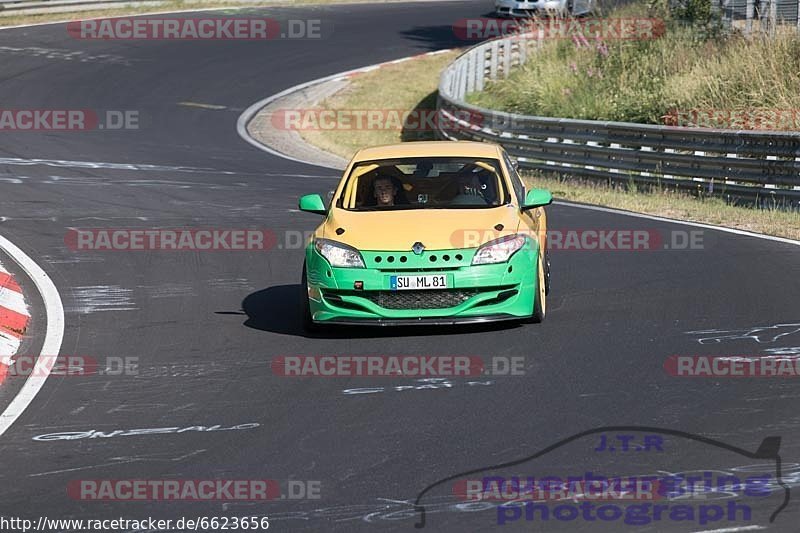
(450, 174, 487, 205)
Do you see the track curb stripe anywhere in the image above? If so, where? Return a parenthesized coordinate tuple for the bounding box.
(0, 235, 64, 437)
(0, 261, 29, 385)
(0, 272, 22, 293)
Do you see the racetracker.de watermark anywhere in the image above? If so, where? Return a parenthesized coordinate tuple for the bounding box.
(453, 17, 665, 41)
(67, 479, 320, 500)
(665, 355, 800, 377)
(1, 355, 137, 378)
(0, 110, 138, 131)
(67, 18, 328, 40)
(271, 355, 526, 377)
(64, 229, 277, 251)
(450, 229, 704, 251)
(270, 108, 481, 131)
(453, 474, 663, 502)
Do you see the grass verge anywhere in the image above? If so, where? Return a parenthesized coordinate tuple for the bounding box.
(468, 2, 800, 129)
(304, 50, 800, 240)
(298, 49, 461, 160)
(524, 173, 800, 241)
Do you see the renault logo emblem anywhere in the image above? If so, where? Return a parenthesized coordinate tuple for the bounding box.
(412, 242, 425, 255)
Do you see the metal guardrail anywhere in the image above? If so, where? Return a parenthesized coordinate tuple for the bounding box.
(719, 0, 800, 34)
(436, 33, 800, 204)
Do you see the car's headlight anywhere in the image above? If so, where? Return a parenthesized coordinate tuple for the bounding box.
(315, 238, 365, 268)
(472, 234, 527, 265)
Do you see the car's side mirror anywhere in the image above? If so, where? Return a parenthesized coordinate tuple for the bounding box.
(521, 188, 553, 210)
(299, 194, 327, 215)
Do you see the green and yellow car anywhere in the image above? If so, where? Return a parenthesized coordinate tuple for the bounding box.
(298, 141, 552, 328)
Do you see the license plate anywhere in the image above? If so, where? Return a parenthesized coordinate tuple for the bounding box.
(390, 275, 447, 290)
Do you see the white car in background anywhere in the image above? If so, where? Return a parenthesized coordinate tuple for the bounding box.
(495, 0, 595, 17)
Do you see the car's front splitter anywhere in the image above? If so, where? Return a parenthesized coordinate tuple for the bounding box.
(318, 314, 520, 327)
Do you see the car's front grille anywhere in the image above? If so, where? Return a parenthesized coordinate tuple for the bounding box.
(364, 289, 479, 310)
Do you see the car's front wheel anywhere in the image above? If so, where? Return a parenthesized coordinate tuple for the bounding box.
(300, 262, 318, 332)
(544, 249, 551, 296)
(526, 253, 547, 323)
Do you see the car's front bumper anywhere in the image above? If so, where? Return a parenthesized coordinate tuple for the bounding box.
(304, 242, 540, 325)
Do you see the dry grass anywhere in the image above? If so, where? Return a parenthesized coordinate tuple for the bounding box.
(298, 49, 462, 160)
(468, 5, 800, 129)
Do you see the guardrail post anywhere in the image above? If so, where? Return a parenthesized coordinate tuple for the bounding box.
(489, 40, 499, 81)
(457, 61, 467, 100)
(475, 48, 485, 92)
(722, 0, 733, 29)
(453, 62, 461, 100)
(518, 36, 527, 66)
(445, 70, 454, 97)
(466, 50, 475, 94)
(770, 0, 777, 35)
(502, 38, 512, 78)
(746, 0, 755, 33)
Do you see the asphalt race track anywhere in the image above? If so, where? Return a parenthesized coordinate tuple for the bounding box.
(0, 2, 799, 531)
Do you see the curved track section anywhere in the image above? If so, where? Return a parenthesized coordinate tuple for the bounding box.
(0, 3, 798, 531)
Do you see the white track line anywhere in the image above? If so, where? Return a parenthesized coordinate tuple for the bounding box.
(691, 526, 766, 533)
(236, 49, 453, 167)
(0, 235, 65, 438)
(554, 201, 800, 247)
(237, 75, 347, 167)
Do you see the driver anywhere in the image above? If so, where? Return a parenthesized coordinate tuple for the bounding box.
(373, 175, 399, 207)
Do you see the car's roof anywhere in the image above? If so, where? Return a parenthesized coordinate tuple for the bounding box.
(351, 141, 502, 162)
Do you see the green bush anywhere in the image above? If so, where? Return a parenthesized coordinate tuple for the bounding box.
(671, 0, 713, 23)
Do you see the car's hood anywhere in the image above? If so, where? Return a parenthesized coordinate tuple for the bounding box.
(323, 206, 522, 250)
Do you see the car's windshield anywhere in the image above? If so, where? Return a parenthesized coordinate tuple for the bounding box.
(337, 157, 509, 211)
